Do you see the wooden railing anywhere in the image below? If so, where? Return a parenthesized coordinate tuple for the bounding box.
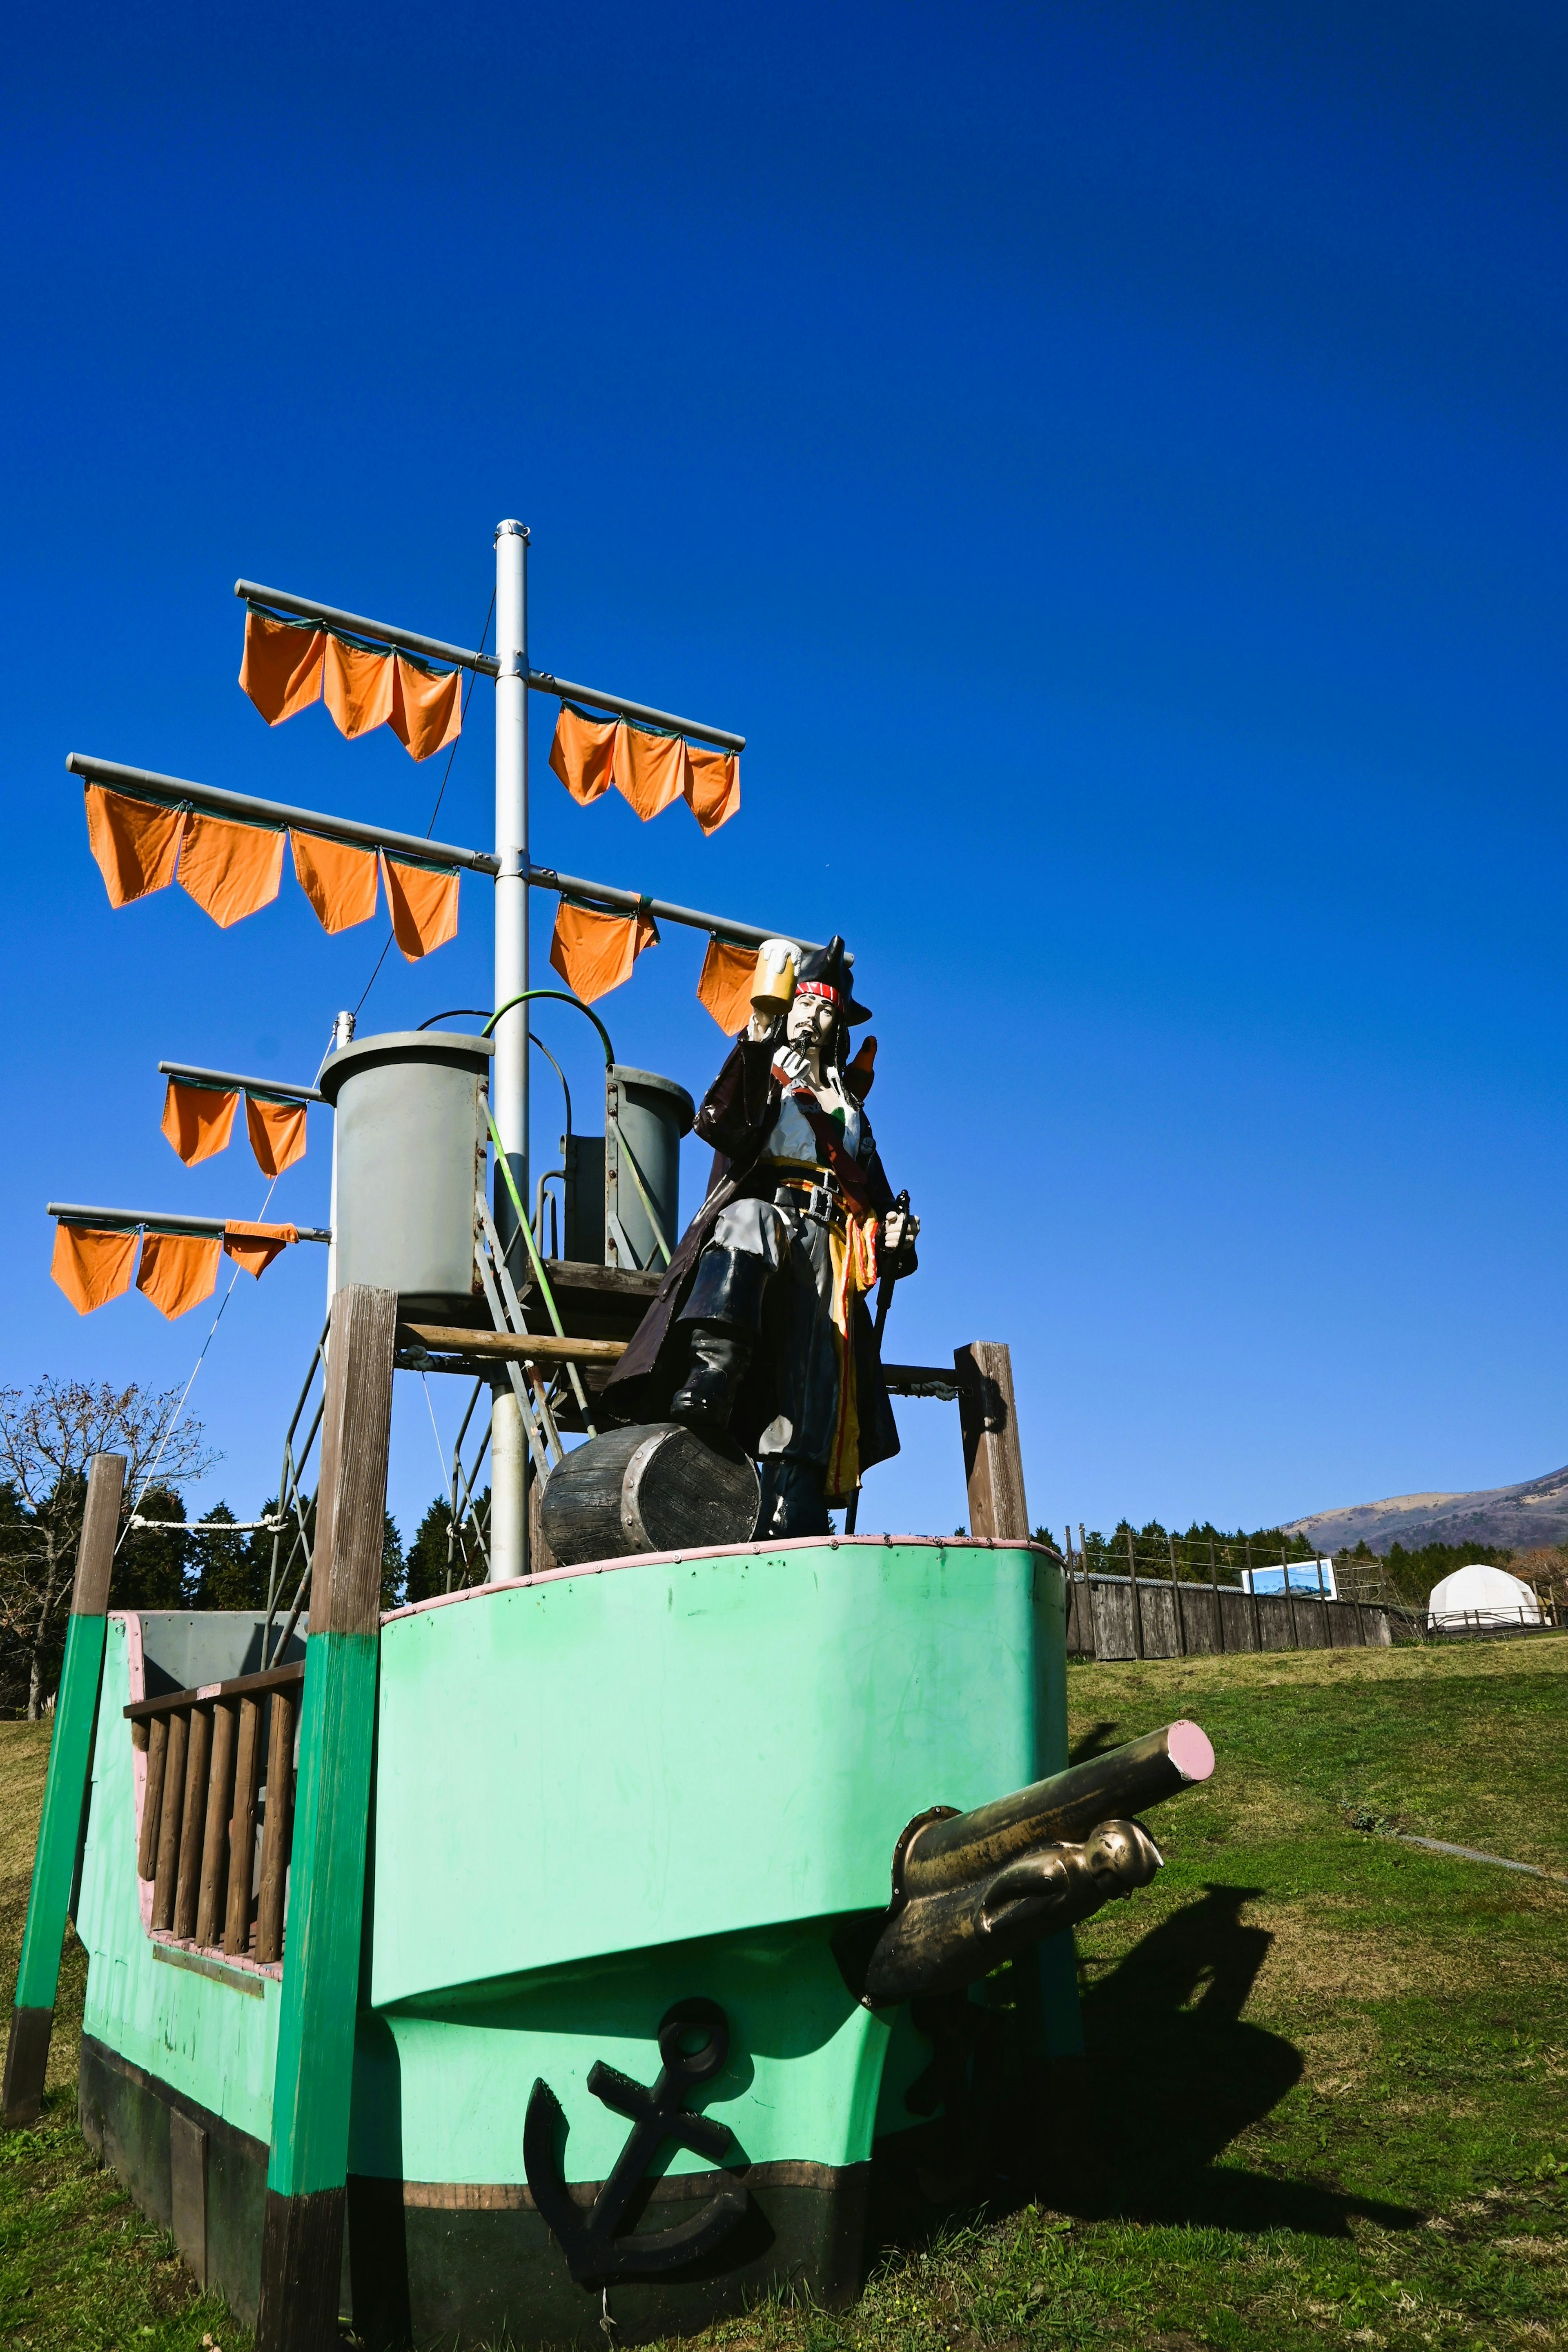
(125, 1662, 303, 1966)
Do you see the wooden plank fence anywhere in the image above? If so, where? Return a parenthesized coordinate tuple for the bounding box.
(1065, 1571, 1406, 1660)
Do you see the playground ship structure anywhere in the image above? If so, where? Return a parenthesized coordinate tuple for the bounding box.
(3, 528, 1218, 2352)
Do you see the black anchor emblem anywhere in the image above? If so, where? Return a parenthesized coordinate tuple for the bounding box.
(523, 1996, 748, 2283)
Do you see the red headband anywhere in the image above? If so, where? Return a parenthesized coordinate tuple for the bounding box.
(795, 980, 841, 1005)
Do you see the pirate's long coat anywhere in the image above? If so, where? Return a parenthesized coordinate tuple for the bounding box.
(603, 1033, 901, 1474)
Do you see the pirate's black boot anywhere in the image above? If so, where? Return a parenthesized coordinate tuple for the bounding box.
(670, 1323, 753, 1433)
(670, 1246, 769, 1436)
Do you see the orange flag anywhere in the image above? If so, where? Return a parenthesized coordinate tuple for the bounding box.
(224, 1220, 300, 1278)
(548, 898, 659, 1003)
(322, 636, 395, 739)
(136, 1232, 221, 1321)
(612, 722, 686, 821)
(390, 655, 462, 762)
(51, 1224, 138, 1315)
(177, 811, 285, 928)
(239, 610, 326, 724)
(549, 704, 617, 805)
(684, 744, 741, 835)
(245, 1096, 307, 1178)
(84, 786, 186, 907)
(290, 830, 379, 933)
(161, 1079, 239, 1166)
(697, 936, 757, 1035)
(381, 855, 459, 960)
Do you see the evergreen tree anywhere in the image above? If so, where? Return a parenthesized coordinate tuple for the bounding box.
(381, 1509, 405, 1610)
(116, 1486, 191, 1611)
(405, 1497, 454, 1604)
(192, 1501, 273, 1611)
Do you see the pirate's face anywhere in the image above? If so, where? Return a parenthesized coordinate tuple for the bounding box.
(786, 989, 838, 1049)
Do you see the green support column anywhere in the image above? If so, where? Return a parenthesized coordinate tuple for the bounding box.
(255, 1284, 397, 2352)
(2, 1450, 126, 2128)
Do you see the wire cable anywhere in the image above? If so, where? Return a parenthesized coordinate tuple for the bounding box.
(118, 1174, 281, 1547)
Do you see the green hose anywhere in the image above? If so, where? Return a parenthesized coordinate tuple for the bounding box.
(485, 986, 673, 1267)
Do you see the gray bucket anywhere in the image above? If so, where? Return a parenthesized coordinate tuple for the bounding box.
(605, 1065, 695, 1272)
(318, 1030, 493, 1313)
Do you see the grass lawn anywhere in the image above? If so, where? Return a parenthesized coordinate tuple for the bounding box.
(3, 1636, 1566, 2349)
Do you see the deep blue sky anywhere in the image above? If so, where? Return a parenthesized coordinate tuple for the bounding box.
(3, 2, 1565, 1547)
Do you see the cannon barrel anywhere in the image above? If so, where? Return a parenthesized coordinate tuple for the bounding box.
(858, 1720, 1214, 2003)
(900, 1719, 1214, 1900)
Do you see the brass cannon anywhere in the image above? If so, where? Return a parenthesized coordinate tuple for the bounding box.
(844, 1721, 1214, 2002)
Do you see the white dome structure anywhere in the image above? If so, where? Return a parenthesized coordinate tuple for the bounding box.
(1426, 1563, 1543, 1633)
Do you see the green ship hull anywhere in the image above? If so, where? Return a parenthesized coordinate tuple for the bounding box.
(73, 1535, 1078, 2342)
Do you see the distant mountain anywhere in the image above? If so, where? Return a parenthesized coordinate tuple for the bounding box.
(1287, 1465, 1568, 1557)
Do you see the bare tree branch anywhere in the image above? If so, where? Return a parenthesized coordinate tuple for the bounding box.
(0, 1379, 218, 1718)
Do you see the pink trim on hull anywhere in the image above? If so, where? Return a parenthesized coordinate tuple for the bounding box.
(381, 1532, 1061, 1625)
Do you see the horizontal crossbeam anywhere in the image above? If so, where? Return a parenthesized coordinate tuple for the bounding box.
(67, 753, 500, 875)
(47, 1201, 330, 1241)
(159, 1061, 324, 1105)
(233, 581, 746, 751)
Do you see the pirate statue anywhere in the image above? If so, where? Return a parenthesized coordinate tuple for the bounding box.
(604, 936, 918, 1538)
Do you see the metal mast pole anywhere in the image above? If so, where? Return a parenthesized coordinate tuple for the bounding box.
(490, 520, 530, 1580)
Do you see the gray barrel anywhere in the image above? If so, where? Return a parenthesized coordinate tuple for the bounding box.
(605, 1066, 695, 1272)
(540, 1423, 760, 1566)
(318, 1030, 493, 1314)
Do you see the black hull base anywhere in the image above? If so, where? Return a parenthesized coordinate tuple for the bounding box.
(80, 2035, 875, 2347)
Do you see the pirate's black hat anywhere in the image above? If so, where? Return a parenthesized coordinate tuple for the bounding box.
(795, 935, 872, 1026)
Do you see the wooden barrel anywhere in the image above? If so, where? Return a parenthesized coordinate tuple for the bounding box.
(539, 1423, 761, 1567)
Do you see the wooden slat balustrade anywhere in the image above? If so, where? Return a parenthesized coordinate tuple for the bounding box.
(125, 1661, 305, 1968)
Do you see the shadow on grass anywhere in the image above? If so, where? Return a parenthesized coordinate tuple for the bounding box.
(1067, 1719, 1124, 1766)
(1048, 1882, 1421, 2236)
(870, 1884, 1421, 2259)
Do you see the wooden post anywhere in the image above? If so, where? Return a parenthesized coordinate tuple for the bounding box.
(138, 1714, 169, 1882)
(196, 1701, 238, 1947)
(1167, 1531, 1187, 1657)
(256, 1284, 397, 2352)
(1079, 1523, 1100, 1658)
(2, 1450, 126, 2127)
(151, 1706, 190, 1932)
(225, 1695, 264, 1957)
(952, 1343, 1029, 1539)
(1208, 1532, 1225, 1654)
(1125, 1526, 1144, 1659)
(174, 1704, 213, 1940)
(1281, 1540, 1300, 1647)
(255, 1684, 298, 1966)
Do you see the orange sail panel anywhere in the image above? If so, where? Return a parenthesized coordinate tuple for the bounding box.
(381, 855, 459, 960)
(177, 811, 285, 928)
(390, 656, 462, 761)
(161, 1080, 239, 1166)
(684, 745, 741, 835)
(84, 786, 186, 907)
(224, 1220, 300, 1278)
(549, 705, 617, 805)
(322, 636, 395, 739)
(136, 1232, 222, 1321)
(612, 722, 686, 821)
(697, 936, 757, 1035)
(290, 830, 379, 933)
(245, 1096, 307, 1177)
(548, 899, 658, 1003)
(240, 610, 326, 724)
(51, 1224, 138, 1315)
